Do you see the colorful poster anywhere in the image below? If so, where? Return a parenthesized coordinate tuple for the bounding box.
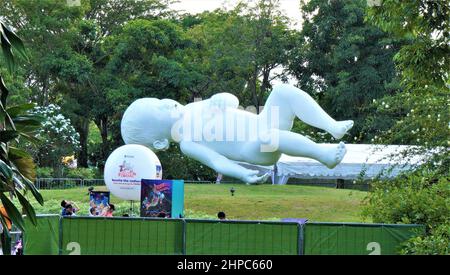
(89, 191, 110, 214)
(140, 179, 173, 218)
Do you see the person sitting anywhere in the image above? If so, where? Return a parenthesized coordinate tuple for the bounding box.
(14, 235, 23, 255)
(60, 200, 67, 216)
(64, 204, 76, 216)
(101, 204, 115, 217)
(61, 200, 79, 216)
(89, 207, 97, 217)
(157, 212, 166, 218)
(217, 211, 226, 220)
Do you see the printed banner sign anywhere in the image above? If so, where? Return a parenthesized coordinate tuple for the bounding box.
(104, 144, 162, 201)
(140, 179, 184, 218)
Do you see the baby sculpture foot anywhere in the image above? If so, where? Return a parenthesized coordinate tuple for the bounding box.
(322, 142, 347, 169)
(330, 120, 354, 139)
(242, 169, 268, 184)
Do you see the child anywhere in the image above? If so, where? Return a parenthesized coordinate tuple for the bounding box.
(89, 207, 97, 217)
(101, 204, 115, 217)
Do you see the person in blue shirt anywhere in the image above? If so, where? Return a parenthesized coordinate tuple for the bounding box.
(61, 200, 79, 216)
(61, 200, 67, 216)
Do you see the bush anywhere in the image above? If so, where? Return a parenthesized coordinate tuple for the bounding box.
(363, 168, 450, 254)
(36, 167, 54, 178)
(29, 105, 80, 176)
(401, 222, 450, 255)
(65, 167, 100, 179)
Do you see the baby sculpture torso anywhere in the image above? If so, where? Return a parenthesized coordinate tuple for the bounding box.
(121, 84, 354, 183)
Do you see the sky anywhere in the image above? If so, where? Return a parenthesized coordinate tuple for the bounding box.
(170, 0, 303, 28)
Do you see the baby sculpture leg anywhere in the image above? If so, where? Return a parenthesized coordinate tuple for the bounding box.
(273, 130, 347, 169)
(260, 84, 353, 138)
(180, 140, 267, 183)
(257, 84, 352, 168)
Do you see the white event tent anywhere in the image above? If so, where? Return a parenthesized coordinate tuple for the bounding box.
(238, 144, 428, 185)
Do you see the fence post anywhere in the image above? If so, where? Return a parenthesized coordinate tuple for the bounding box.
(336, 179, 345, 189)
(182, 219, 187, 255)
(298, 223, 304, 255)
(58, 216, 63, 255)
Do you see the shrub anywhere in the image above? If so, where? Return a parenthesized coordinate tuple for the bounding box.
(36, 167, 54, 178)
(401, 222, 450, 255)
(363, 168, 450, 254)
(29, 104, 80, 177)
(65, 167, 99, 179)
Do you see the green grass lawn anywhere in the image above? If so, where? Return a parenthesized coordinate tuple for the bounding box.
(29, 184, 369, 222)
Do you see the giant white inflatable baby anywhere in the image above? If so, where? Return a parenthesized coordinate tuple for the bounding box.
(121, 84, 353, 183)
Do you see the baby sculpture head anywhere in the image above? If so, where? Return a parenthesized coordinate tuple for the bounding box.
(121, 98, 183, 151)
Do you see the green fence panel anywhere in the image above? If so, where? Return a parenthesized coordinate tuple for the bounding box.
(185, 220, 299, 255)
(60, 217, 184, 255)
(304, 222, 425, 255)
(23, 215, 60, 255)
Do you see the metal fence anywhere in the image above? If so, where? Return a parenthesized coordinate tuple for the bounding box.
(35, 178, 106, 189)
(33, 178, 368, 190)
(21, 215, 425, 255)
(34, 178, 229, 190)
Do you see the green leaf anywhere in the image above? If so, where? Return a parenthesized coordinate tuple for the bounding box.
(0, 100, 16, 131)
(17, 175, 43, 206)
(0, 76, 9, 106)
(0, 33, 15, 73)
(0, 130, 19, 142)
(6, 103, 35, 117)
(0, 192, 25, 232)
(13, 116, 43, 126)
(15, 190, 37, 227)
(0, 213, 12, 255)
(8, 146, 31, 159)
(0, 213, 11, 236)
(18, 132, 41, 144)
(0, 159, 13, 181)
(1, 23, 28, 61)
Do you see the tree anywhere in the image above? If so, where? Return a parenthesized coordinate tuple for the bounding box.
(243, 0, 294, 110)
(103, 18, 197, 145)
(363, 0, 449, 254)
(0, 21, 43, 255)
(29, 104, 80, 177)
(182, 0, 294, 110)
(364, 0, 449, 151)
(77, 0, 172, 168)
(0, 0, 90, 167)
(0, 0, 87, 105)
(289, 0, 402, 141)
(0, 0, 172, 169)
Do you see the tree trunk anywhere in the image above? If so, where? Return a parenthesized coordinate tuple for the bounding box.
(260, 67, 271, 112)
(249, 65, 260, 113)
(95, 115, 109, 170)
(77, 118, 90, 168)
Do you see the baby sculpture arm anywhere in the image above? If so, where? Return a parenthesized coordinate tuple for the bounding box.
(208, 93, 239, 111)
(180, 140, 267, 183)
